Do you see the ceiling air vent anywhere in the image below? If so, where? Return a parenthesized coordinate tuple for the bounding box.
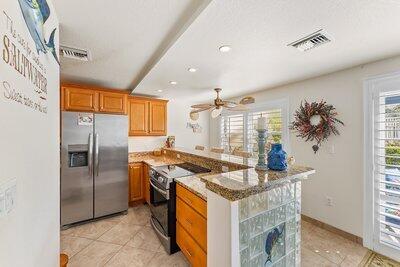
(60, 45, 91, 61)
(288, 29, 331, 52)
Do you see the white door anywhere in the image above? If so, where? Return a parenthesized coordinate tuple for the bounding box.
(365, 72, 400, 261)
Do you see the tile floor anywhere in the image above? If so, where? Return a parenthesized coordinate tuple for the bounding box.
(61, 204, 368, 267)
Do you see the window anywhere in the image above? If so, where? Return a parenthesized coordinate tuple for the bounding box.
(219, 99, 289, 157)
(364, 72, 400, 262)
(374, 91, 400, 251)
(220, 114, 244, 152)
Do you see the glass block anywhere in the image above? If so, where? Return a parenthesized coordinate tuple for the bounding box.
(249, 191, 268, 216)
(275, 205, 286, 223)
(274, 257, 285, 267)
(286, 201, 295, 218)
(295, 181, 301, 198)
(240, 247, 250, 267)
(249, 234, 262, 257)
(295, 199, 301, 219)
(282, 183, 295, 203)
(268, 187, 282, 208)
(287, 218, 296, 235)
(295, 244, 301, 267)
(295, 221, 301, 244)
(249, 214, 264, 238)
(239, 198, 249, 221)
(286, 251, 295, 266)
(264, 209, 275, 230)
(240, 221, 250, 250)
(249, 254, 263, 267)
(286, 234, 295, 252)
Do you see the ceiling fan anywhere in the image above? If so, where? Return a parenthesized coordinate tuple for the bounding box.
(190, 88, 255, 120)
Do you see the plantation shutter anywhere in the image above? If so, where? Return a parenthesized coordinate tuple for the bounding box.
(247, 109, 283, 155)
(220, 114, 245, 152)
(373, 91, 400, 252)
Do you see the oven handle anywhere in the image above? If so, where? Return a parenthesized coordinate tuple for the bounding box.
(150, 216, 169, 241)
(149, 179, 169, 199)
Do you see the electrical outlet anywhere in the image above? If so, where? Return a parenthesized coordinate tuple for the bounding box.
(326, 196, 333, 206)
(329, 145, 335, 154)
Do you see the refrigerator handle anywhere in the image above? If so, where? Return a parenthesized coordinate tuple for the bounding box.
(95, 133, 99, 176)
(88, 133, 93, 175)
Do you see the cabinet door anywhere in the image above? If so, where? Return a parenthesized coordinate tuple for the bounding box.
(143, 164, 150, 204)
(129, 163, 143, 202)
(129, 99, 149, 136)
(64, 86, 98, 112)
(149, 101, 167, 135)
(99, 91, 127, 114)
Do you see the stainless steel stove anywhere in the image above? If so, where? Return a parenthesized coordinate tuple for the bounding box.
(149, 162, 210, 254)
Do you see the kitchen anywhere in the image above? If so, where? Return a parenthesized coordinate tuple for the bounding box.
(1, 0, 400, 266)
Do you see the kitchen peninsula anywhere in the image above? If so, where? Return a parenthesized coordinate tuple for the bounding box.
(130, 147, 315, 267)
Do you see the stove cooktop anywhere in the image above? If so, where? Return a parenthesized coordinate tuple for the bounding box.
(153, 162, 211, 179)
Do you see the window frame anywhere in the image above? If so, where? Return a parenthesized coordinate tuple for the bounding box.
(364, 70, 400, 262)
(218, 98, 290, 155)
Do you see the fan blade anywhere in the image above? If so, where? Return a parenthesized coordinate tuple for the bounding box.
(211, 107, 223, 118)
(191, 103, 214, 109)
(222, 101, 237, 108)
(228, 104, 248, 111)
(239, 96, 255, 105)
(191, 106, 212, 113)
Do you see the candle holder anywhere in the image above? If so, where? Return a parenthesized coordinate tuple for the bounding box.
(255, 129, 269, 171)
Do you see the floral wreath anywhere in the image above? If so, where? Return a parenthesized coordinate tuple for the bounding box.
(290, 100, 344, 153)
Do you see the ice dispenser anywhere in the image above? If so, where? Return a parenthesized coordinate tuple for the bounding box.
(68, 145, 89, 168)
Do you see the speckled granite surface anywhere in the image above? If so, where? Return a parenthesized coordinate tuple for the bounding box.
(162, 147, 315, 201)
(201, 166, 315, 201)
(129, 152, 184, 166)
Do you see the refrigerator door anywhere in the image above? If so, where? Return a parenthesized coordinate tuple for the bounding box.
(61, 112, 94, 226)
(94, 114, 129, 218)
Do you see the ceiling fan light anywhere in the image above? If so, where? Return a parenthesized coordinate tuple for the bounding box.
(190, 111, 199, 121)
(211, 107, 223, 118)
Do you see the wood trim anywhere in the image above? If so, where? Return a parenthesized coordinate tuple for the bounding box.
(61, 83, 130, 94)
(301, 214, 363, 244)
(129, 95, 169, 102)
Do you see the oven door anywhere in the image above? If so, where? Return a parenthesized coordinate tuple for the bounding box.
(149, 177, 170, 236)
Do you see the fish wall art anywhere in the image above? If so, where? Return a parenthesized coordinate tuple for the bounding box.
(264, 223, 285, 266)
(17, 0, 59, 64)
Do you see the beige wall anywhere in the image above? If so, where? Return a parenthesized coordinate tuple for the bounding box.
(129, 98, 210, 152)
(210, 55, 400, 237)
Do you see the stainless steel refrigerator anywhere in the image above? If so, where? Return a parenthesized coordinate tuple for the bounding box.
(61, 112, 128, 227)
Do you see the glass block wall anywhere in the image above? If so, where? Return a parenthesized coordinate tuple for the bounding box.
(239, 181, 302, 267)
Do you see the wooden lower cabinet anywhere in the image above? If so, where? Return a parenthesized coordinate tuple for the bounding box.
(177, 222, 207, 267)
(129, 163, 144, 203)
(176, 184, 207, 266)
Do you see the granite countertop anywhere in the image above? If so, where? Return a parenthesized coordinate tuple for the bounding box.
(163, 147, 257, 168)
(174, 170, 220, 201)
(164, 147, 315, 201)
(201, 166, 315, 201)
(129, 153, 183, 166)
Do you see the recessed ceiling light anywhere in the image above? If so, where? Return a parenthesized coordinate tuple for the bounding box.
(169, 81, 177, 85)
(188, 68, 197, 73)
(157, 89, 163, 93)
(219, 45, 231, 52)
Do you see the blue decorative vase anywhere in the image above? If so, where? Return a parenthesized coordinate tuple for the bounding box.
(267, 144, 287, 171)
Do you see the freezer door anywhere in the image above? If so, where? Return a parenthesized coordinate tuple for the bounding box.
(61, 112, 94, 226)
(94, 114, 129, 218)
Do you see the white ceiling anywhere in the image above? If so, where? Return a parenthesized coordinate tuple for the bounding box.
(55, 0, 400, 102)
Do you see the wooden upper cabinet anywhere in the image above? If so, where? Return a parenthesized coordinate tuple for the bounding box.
(99, 91, 127, 114)
(149, 101, 167, 135)
(129, 99, 149, 136)
(63, 86, 98, 112)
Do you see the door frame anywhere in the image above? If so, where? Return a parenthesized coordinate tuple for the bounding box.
(363, 70, 400, 261)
